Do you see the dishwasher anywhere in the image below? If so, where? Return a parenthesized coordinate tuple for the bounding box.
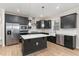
(56, 35, 64, 46)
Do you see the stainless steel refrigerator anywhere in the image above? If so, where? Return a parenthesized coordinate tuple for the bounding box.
(6, 23, 20, 45)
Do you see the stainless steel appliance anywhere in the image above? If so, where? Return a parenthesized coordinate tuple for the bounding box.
(20, 25, 28, 31)
(20, 25, 28, 34)
(56, 35, 64, 46)
(6, 23, 20, 45)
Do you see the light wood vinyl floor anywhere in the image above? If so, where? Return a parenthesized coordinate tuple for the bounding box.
(0, 42, 79, 56)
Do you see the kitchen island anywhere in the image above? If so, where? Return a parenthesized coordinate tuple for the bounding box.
(21, 34, 49, 56)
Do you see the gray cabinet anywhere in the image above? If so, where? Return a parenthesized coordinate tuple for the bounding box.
(18, 16, 29, 25)
(36, 21, 41, 28)
(36, 20, 51, 29)
(64, 35, 76, 49)
(56, 34, 76, 49)
(61, 13, 77, 28)
(5, 14, 28, 25)
(22, 37, 47, 55)
(47, 36, 56, 43)
(44, 20, 51, 28)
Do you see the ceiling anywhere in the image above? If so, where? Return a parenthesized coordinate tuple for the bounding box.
(0, 3, 79, 17)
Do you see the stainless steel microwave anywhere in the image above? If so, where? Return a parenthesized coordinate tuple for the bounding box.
(20, 25, 28, 30)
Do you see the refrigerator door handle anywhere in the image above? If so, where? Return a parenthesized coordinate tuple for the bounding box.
(7, 30, 11, 35)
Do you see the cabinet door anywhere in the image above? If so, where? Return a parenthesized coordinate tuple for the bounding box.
(44, 20, 48, 28)
(18, 17, 28, 25)
(48, 20, 51, 28)
(29, 38, 47, 50)
(47, 36, 56, 43)
(64, 36, 75, 49)
(36, 21, 39, 28)
(5, 14, 28, 25)
(44, 20, 51, 28)
(5, 14, 19, 23)
(22, 37, 47, 55)
(36, 21, 41, 28)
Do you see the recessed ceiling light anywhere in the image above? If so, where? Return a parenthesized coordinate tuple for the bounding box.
(16, 9, 20, 12)
(40, 14, 43, 17)
(56, 6, 60, 9)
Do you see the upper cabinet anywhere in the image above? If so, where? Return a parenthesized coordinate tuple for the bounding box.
(44, 20, 51, 28)
(36, 20, 51, 29)
(61, 13, 77, 29)
(5, 14, 29, 25)
(36, 21, 41, 29)
(18, 16, 29, 25)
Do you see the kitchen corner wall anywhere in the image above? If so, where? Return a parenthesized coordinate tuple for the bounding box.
(0, 9, 5, 47)
(50, 7, 79, 49)
(29, 17, 56, 36)
(30, 7, 79, 49)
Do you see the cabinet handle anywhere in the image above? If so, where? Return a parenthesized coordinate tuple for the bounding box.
(28, 39, 31, 42)
(22, 40, 24, 43)
(36, 42, 39, 46)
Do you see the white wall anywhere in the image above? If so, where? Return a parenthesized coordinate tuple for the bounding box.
(0, 9, 5, 47)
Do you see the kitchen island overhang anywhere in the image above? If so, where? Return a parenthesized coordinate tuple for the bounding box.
(20, 34, 50, 56)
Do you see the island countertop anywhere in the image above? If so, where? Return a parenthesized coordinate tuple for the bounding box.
(21, 34, 50, 40)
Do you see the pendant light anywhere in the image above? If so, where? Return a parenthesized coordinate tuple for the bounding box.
(28, 17, 32, 29)
(41, 6, 45, 28)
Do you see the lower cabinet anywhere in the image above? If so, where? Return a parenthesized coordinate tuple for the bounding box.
(47, 36, 56, 43)
(47, 35, 76, 49)
(22, 37, 47, 56)
(64, 35, 76, 49)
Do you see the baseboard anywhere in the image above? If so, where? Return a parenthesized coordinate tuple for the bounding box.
(76, 47, 79, 49)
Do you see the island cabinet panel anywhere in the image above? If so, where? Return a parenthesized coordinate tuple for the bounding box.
(22, 37, 47, 56)
(47, 36, 56, 43)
